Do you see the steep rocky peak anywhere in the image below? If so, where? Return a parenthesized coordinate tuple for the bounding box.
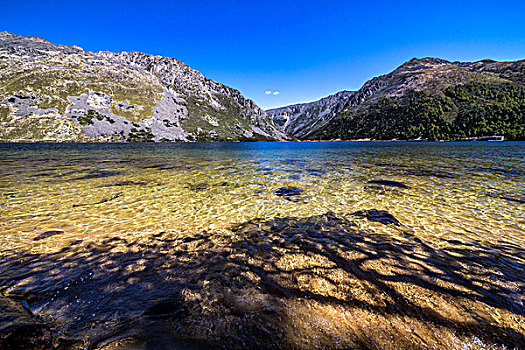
(117, 51, 200, 82)
(0, 32, 84, 57)
(25, 36, 51, 44)
(0, 31, 15, 38)
(396, 57, 451, 72)
(0, 32, 287, 142)
(117, 51, 264, 114)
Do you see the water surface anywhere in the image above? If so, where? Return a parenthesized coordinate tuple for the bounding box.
(0, 142, 524, 349)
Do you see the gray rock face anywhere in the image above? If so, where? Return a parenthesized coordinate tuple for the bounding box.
(266, 91, 355, 139)
(0, 32, 288, 142)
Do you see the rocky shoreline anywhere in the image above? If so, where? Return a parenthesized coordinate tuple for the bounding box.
(0, 295, 52, 349)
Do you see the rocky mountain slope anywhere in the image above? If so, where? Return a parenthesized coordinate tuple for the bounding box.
(268, 57, 525, 140)
(266, 90, 354, 139)
(0, 32, 287, 142)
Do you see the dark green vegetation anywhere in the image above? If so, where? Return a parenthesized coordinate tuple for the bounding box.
(128, 127, 155, 142)
(270, 58, 525, 141)
(76, 110, 112, 126)
(317, 82, 525, 141)
(301, 57, 525, 141)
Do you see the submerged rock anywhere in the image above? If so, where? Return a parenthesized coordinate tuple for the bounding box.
(33, 230, 63, 241)
(72, 170, 121, 181)
(306, 168, 327, 177)
(0, 295, 52, 350)
(275, 187, 304, 197)
(275, 186, 305, 202)
(185, 183, 210, 191)
(366, 180, 410, 189)
(487, 192, 525, 204)
(102, 180, 150, 187)
(144, 299, 188, 320)
(351, 209, 401, 226)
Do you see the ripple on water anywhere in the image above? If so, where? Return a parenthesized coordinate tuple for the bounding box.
(0, 142, 524, 349)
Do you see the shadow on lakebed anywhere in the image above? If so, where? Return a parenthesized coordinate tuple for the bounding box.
(1, 211, 524, 349)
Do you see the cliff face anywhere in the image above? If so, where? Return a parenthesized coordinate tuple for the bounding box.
(0, 32, 287, 142)
(268, 57, 525, 140)
(266, 91, 354, 139)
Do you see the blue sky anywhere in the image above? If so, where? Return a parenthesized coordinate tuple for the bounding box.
(2, 0, 524, 109)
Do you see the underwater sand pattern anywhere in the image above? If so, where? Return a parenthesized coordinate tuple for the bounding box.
(0, 142, 524, 349)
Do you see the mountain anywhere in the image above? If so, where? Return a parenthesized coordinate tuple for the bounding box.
(268, 57, 525, 140)
(0, 32, 287, 142)
(266, 91, 354, 139)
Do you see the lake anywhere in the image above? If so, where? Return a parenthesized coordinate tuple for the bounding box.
(0, 141, 524, 349)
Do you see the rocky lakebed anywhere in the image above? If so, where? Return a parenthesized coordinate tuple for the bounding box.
(1, 142, 524, 349)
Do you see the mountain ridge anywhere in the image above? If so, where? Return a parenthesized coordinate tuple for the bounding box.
(267, 57, 525, 140)
(1, 31, 523, 143)
(0, 32, 287, 142)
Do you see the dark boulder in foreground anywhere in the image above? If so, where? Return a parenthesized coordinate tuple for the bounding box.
(0, 295, 52, 350)
(367, 180, 410, 189)
(351, 209, 401, 226)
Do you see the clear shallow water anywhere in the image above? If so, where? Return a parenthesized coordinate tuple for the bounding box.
(0, 141, 524, 349)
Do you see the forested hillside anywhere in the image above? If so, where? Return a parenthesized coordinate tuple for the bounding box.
(316, 82, 525, 140)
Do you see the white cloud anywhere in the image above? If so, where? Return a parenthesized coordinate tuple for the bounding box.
(265, 90, 272, 95)
(265, 90, 280, 96)
(272, 91, 280, 95)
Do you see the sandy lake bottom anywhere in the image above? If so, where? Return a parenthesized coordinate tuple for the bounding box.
(0, 142, 524, 349)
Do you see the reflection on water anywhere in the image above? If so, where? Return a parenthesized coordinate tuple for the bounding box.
(0, 142, 524, 349)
